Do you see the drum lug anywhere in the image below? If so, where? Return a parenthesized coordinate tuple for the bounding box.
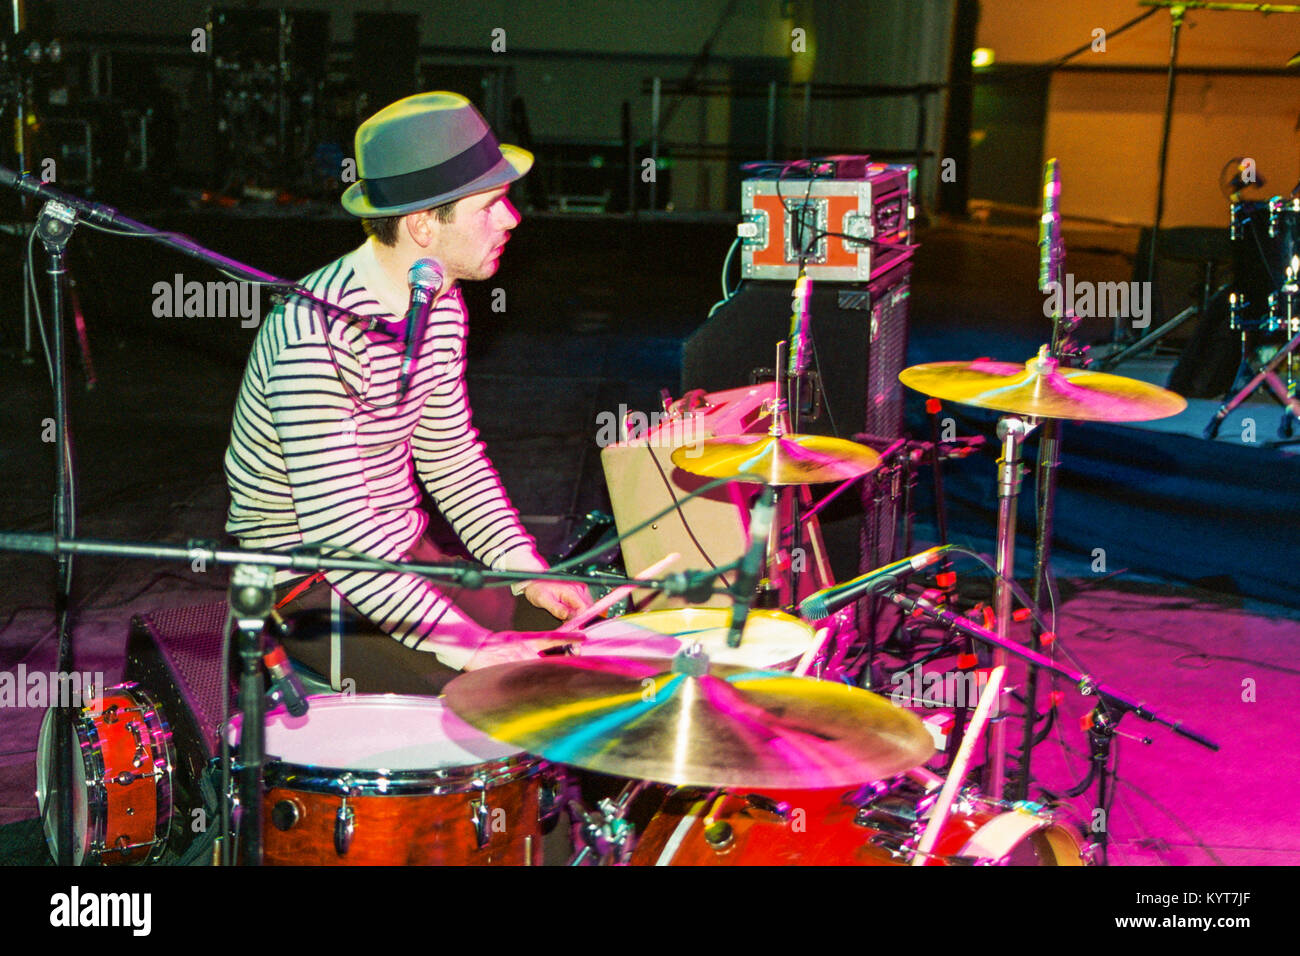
(538, 771, 563, 824)
(334, 799, 355, 857)
(126, 721, 147, 768)
(470, 782, 491, 850)
(110, 768, 165, 787)
(742, 793, 791, 821)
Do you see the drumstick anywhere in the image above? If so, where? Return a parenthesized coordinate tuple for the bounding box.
(910, 664, 1006, 866)
(557, 552, 681, 633)
(793, 626, 831, 677)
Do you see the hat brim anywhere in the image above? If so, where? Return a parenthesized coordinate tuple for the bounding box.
(341, 143, 533, 218)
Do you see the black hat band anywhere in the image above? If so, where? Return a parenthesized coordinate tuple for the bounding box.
(362, 133, 502, 211)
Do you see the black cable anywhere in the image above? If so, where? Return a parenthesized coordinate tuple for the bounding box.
(76, 217, 406, 412)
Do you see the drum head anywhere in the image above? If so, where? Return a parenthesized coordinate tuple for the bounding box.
(958, 807, 1086, 866)
(231, 694, 525, 771)
(35, 707, 89, 865)
(580, 608, 814, 668)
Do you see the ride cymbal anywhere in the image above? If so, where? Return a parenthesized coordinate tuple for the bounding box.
(442, 655, 934, 789)
(899, 354, 1187, 422)
(670, 433, 881, 485)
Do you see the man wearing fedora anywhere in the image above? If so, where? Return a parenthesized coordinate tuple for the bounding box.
(224, 92, 590, 694)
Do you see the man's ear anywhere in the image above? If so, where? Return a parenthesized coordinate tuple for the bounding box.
(404, 210, 436, 248)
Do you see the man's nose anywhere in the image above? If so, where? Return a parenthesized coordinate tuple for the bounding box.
(498, 198, 521, 229)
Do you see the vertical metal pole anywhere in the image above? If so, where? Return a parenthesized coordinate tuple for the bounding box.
(1018, 421, 1059, 800)
(989, 416, 1031, 799)
(914, 90, 928, 197)
(623, 100, 635, 215)
(650, 77, 661, 212)
(236, 627, 265, 867)
(802, 81, 811, 157)
(766, 80, 777, 161)
(50, 243, 75, 868)
(18, 69, 33, 357)
(1142, 6, 1186, 344)
(22, 237, 33, 356)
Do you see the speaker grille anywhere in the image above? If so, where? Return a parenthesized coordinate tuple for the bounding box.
(856, 260, 913, 643)
(127, 602, 234, 755)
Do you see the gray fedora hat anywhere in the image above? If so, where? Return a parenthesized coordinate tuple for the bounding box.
(341, 91, 533, 218)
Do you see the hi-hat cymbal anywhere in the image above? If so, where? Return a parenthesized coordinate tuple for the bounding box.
(669, 433, 881, 485)
(442, 655, 934, 789)
(899, 354, 1187, 422)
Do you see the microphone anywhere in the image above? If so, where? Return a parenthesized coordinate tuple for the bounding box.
(787, 269, 812, 378)
(262, 637, 309, 718)
(399, 258, 444, 399)
(725, 486, 777, 648)
(798, 545, 953, 620)
(1038, 159, 1060, 294)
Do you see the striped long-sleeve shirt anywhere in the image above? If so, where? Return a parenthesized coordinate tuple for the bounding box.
(224, 239, 545, 667)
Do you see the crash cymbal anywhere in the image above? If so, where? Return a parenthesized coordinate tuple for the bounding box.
(899, 353, 1187, 422)
(442, 655, 934, 789)
(669, 433, 881, 485)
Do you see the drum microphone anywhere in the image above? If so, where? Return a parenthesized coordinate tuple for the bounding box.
(399, 258, 445, 399)
(725, 486, 778, 648)
(798, 545, 954, 620)
(262, 638, 309, 718)
(787, 269, 812, 378)
(1038, 159, 1060, 294)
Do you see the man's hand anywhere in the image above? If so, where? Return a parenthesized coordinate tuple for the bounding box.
(462, 630, 582, 671)
(522, 580, 592, 622)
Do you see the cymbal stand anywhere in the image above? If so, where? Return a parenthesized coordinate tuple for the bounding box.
(987, 413, 1036, 799)
(1021, 159, 1085, 801)
(1202, 320, 1300, 439)
(568, 780, 649, 865)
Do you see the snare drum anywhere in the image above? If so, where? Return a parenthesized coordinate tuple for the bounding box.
(232, 695, 546, 865)
(580, 607, 815, 670)
(36, 683, 174, 865)
(630, 773, 1088, 866)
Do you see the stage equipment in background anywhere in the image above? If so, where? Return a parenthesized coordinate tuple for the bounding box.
(208, 6, 332, 195)
(738, 157, 914, 281)
(1135, 0, 1300, 342)
(1203, 195, 1300, 438)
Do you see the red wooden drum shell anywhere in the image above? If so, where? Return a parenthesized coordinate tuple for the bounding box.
(36, 683, 173, 865)
(233, 695, 546, 866)
(630, 778, 1087, 866)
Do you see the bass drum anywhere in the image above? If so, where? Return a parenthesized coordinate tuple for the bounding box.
(630, 773, 1089, 866)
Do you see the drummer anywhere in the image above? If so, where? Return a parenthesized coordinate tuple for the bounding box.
(223, 92, 590, 694)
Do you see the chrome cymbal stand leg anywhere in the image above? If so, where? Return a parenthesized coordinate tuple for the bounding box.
(568, 780, 648, 866)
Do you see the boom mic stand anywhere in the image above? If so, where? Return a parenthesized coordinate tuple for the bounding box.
(0, 529, 732, 864)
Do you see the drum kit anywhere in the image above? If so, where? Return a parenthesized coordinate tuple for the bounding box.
(13, 151, 1214, 868)
(29, 344, 1195, 868)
